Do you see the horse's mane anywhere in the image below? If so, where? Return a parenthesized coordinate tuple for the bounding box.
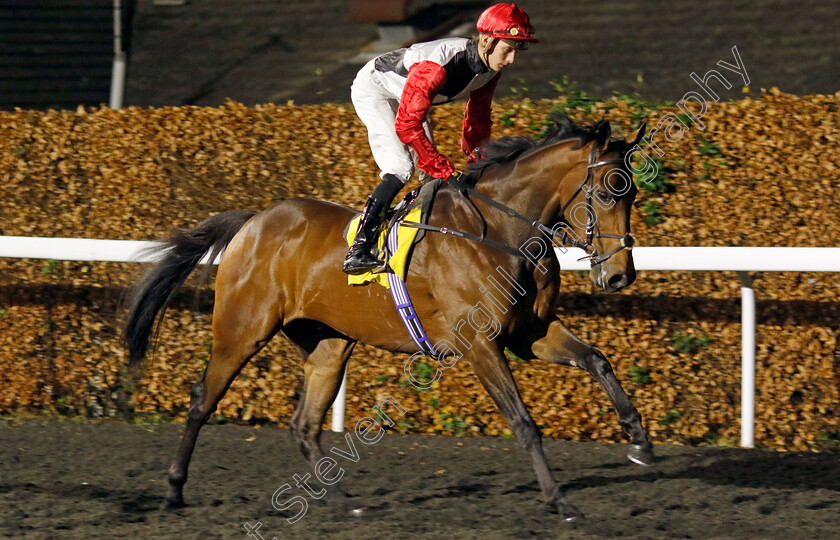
(466, 114, 626, 182)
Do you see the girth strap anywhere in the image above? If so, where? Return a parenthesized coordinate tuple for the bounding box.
(385, 223, 443, 360)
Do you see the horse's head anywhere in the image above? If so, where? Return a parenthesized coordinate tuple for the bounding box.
(467, 118, 647, 293)
(549, 121, 646, 293)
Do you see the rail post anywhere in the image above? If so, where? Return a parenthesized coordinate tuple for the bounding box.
(331, 368, 348, 432)
(738, 271, 756, 448)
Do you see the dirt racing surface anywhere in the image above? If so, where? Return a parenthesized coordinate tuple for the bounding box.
(1, 420, 838, 539)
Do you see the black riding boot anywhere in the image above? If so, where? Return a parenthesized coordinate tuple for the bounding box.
(342, 174, 404, 275)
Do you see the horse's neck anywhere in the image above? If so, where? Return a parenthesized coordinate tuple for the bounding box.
(476, 141, 586, 243)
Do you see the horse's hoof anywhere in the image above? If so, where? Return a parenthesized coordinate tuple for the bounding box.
(331, 503, 365, 518)
(627, 443, 655, 466)
(562, 509, 583, 523)
(548, 499, 584, 522)
(164, 489, 186, 509)
(164, 497, 186, 509)
(327, 491, 364, 517)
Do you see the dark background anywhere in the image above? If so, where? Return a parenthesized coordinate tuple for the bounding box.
(2, 0, 837, 111)
(124, 0, 839, 107)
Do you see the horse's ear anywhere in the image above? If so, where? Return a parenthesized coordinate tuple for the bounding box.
(626, 122, 647, 146)
(596, 121, 611, 146)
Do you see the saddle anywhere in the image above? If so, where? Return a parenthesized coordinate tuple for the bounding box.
(343, 178, 444, 288)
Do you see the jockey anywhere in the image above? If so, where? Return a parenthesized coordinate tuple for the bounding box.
(342, 2, 537, 275)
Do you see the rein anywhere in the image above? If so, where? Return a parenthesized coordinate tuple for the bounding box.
(401, 142, 635, 266)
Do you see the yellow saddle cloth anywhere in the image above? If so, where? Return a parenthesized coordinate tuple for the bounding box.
(346, 205, 423, 289)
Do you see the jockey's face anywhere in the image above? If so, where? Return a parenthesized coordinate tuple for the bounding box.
(486, 39, 520, 72)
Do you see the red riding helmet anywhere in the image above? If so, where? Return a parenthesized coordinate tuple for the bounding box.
(476, 3, 537, 42)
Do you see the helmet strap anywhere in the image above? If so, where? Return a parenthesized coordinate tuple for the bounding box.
(478, 35, 497, 66)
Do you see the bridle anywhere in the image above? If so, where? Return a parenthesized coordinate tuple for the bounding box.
(399, 140, 635, 267)
(446, 141, 635, 266)
(554, 141, 636, 265)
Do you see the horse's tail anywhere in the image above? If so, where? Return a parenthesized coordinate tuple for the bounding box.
(122, 210, 257, 365)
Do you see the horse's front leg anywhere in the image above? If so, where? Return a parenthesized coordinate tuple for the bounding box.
(466, 341, 583, 521)
(531, 319, 654, 465)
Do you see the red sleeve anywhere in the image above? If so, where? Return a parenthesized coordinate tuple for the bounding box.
(461, 72, 501, 162)
(395, 61, 454, 179)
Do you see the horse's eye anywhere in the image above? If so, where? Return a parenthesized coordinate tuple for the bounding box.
(597, 191, 612, 201)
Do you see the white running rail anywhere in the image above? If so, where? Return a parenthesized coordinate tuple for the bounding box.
(2, 236, 839, 447)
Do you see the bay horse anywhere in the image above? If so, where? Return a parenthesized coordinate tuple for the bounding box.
(123, 117, 653, 521)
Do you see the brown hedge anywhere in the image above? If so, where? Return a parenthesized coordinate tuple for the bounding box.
(0, 89, 838, 452)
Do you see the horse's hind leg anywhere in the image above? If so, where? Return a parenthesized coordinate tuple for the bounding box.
(288, 336, 358, 510)
(467, 341, 584, 521)
(165, 299, 280, 507)
(531, 319, 654, 465)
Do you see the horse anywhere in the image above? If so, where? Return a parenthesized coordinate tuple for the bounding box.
(123, 117, 653, 521)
